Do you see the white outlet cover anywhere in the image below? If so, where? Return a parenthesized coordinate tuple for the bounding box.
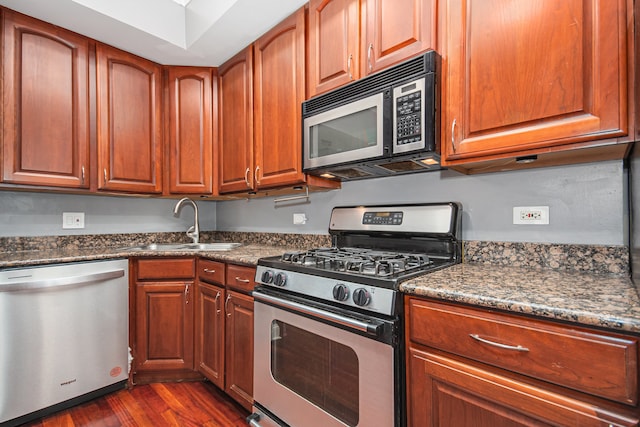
(293, 213, 307, 225)
(63, 212, 85, 229)
(512, 206, 549, 225)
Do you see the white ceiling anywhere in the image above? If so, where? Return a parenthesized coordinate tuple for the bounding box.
(0, 0, 308, 66)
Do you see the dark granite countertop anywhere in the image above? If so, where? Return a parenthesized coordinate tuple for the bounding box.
(400, 263, 640, 334)
(1, 233, 638, 335)
(0, 243, 297, 269)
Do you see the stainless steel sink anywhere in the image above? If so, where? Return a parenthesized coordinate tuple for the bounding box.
(124, 242, 242, 251)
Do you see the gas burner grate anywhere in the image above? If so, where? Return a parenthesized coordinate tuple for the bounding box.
(280, 247, 434, 277)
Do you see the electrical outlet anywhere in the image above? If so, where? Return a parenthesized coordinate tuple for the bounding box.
(293, 213, 307, 225)
(513, 206, 549, 225)
(62, 212, 85, 229)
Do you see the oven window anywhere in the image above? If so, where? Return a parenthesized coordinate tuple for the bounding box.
(270, 320, 359, 427)
(309, 107, 378, 159)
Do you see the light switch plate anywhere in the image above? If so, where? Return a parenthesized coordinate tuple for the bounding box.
(63, 212, 85, 229)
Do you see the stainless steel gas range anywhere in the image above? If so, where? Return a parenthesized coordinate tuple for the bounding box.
(248, 203, 462, 427)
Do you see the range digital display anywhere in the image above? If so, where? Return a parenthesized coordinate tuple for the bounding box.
(362, 211, 403, 225)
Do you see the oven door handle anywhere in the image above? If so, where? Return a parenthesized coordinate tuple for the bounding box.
(253, 290, 383, 336)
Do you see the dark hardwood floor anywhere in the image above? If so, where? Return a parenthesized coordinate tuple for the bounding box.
(21, 381, 249, 427)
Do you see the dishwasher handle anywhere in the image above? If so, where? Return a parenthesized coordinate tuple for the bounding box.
(0, 269, 125, 293)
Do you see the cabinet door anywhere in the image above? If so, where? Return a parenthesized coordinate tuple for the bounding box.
(442, 0, 628, 164)
(166, 67, 214, 195)
(361, 0, 435, 75)
(225, 290, 254, 411)
(2, 11, 90, 188)
(408, 348, 639, 427)
(218, 47, 254, 194)
(195, 281, 225, 389)
(253, 7, 306, 189)
(307, 0, 360, 97)
(96, 43, 163, 193)
(136, 281, 194, 372)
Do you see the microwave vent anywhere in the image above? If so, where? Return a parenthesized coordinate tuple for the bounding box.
(303, 50, 437, 115)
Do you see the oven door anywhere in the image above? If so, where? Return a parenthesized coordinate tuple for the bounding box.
(251, 288, 396, 427)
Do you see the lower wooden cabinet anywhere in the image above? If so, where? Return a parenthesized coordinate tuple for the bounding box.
(194, 259, 255, 410)
(224, 290, 254, 411)
(133, 256, 255, 408)
(405, 297, 640, 427)
(133, 258, 198, 382)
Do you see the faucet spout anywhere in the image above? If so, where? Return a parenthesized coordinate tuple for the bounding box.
(173, 197, 200, 243)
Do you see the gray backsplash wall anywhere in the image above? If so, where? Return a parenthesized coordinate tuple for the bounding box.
(217, 160, 627, 246)
(0, 192, 217, 237)
(0, 160, 627, 245)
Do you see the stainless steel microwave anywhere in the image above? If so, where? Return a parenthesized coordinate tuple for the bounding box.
(302, 51, 440, 181)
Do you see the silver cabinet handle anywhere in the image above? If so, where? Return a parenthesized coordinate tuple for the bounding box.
(0, 269, 124, 292)
(225, 294, 231, 317)
(235, 277, 250, 283)
(347, 54, 353, 80)
(203, 268, 216, 274)
(367, 43, 374, 72)
(215, 291, 221, 314)
(469, 334, 529, 352)
(451, 119, 457, 153)
(254, 165, 261, 185)
(103, 168, 108, 183)
(81, 166, 85, 185)
(184, 283, 190, 304)
(244, 168, 251, 187)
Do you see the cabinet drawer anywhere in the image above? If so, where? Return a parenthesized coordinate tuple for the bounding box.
(198, 259, 225, 285)
(136, 258, 195, 280)
(226, 264, 256, 293)
(407, 298, 639, 405)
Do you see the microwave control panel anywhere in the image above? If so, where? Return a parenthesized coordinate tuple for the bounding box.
(393, 78, 425, 153)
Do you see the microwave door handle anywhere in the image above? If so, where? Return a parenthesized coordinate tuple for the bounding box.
(253, 290, 382, 336)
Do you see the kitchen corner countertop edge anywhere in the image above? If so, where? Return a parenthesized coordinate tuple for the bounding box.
(401, 262, 640, 334)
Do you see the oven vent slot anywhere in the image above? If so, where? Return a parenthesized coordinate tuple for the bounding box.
(303, 50, 437, 115)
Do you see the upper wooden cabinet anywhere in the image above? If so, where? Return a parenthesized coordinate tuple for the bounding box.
(165, 67, 215, 195)
(218, 7, 308, 194)
(2, 10, 90, 188)
(307, 0, 435, 97)
(217, 47, 254, 194)
(253, 7, 306, 189)
(441, 0, 631, 171)
(96, 43, 163, 193)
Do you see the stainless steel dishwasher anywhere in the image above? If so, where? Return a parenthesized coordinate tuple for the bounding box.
(0, 258, 129, 426)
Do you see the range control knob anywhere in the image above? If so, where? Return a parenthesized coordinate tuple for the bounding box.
(352, 288, 371, 307)
(261, 270, 274, 284)
(273, 272, 287, 287)
(332, 284, 349, 302)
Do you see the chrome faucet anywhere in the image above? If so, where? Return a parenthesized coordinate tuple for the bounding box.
(173, 197, 200, 243)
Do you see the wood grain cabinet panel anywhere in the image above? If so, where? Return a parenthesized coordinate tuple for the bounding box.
(307, 0, 435, 97)
(406, 297, 640, 427)
(133, 258, 196, 380)
(307, 0, 360, 97)
(442, 0, 630, 168)
(195, 280, 225, 389)
(96, 43, 163, 193)
(166, 66, 214, 195)
(253, 7, 306, 189)
(2, 10, 90, 188)
(225, 289, 254, 411)
(361, 0, 435, 75)
(217, 47, 254, 194)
